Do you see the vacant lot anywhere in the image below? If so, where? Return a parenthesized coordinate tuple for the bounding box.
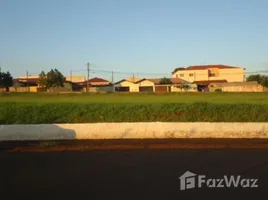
(0, 93, 268, 123)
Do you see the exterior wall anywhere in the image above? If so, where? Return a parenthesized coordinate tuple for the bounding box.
(172, 69, 209, 82)
(137, 80, 154, 87)
(115, 81, 139, 92)
(222, 85, 263, 92)
(18, 75, 39, 79)
(209, 83, 264, 92)
(9, 86, 38, 92)
(171, 84, 198, 92)
(172, 67, 245, 83)
(97, 86, 114, 92)
(209, 85, 222, 92)
(90, 81, 110, 86)
(215, 68, 245, 82)
(65, 76, 85, 83)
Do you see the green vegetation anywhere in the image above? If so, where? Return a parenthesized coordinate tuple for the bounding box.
(247, 74, 268, 87)
(38, 69, 65, 89)
(0, 92, 268, 104)
(159, 77, 172, 84)
(0, 102, 267, 124)
(0, 71, 13, 91)
(0, 93, 268, 123)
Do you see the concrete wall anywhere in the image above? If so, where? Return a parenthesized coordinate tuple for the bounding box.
(222, 85, 263, 92)
(172, 68, 245, 83)
(209, 83, 264, 92)
(171, 84, 198, 92)
(65, 76, 85, 83)
(1, 123, 268, 141)
(9, 86, 38, 92)
(217, 68, 245, 82)
(172, 69, 208, 82)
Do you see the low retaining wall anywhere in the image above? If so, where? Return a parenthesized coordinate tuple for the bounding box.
(1, 123, 268, 141)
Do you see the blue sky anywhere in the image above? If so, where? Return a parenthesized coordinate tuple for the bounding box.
(1, 0, 268, 80)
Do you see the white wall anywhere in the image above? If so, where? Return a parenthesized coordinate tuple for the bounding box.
(1, 123, 268, 141)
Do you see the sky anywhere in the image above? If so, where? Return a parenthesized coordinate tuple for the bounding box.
(1, 0, 268, 80)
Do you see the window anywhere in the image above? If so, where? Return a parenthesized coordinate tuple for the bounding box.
(209, 73, 215, 77)
(189, 73, 194, 77)
(180, 74, 184, 77)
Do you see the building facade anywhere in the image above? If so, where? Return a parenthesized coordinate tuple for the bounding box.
(172, 65, 245, 83)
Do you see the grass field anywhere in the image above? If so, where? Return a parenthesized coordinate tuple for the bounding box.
(0, 92, 268, 104)
(0, 92, 268, 123)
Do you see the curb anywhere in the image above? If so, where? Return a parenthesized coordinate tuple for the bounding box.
(0, 122, 268, 141)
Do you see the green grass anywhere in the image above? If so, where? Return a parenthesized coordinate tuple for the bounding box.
(0, 92, 268, 104)
(0, 93, 268, 123)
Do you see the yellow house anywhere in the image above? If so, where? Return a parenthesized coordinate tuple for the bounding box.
(135, 79, 155, 92)
(172, 65, 245, 83)
(114, 79, 139, 92)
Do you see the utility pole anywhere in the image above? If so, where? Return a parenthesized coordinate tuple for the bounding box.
(87, 63, 90, 92)
(112, 71, 115, 92)
(26, 70, 29, 92)
(70, 70, 73, 92)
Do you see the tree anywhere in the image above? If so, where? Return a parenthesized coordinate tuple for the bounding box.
(246, 74, 268, 87)
(159, 77, 172, 84)
(0, 71, 13, 92)
(38, 71, 47, 88)
(38, 69, 65, 89)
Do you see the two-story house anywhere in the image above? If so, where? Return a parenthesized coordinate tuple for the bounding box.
(172, 65, 245, 83)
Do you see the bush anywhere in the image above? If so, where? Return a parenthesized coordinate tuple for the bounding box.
(215, 89, 222, 92)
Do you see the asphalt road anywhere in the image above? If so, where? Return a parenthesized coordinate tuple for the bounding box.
(1, 140, 268, 200)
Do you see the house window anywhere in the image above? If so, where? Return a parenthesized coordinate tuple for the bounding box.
(180, 74, 184, 77)
(209, 73, 215, 77)
(189, 73, 194, 77)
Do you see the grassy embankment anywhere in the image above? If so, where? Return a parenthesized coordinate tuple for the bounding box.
(0, 92, 268, 123)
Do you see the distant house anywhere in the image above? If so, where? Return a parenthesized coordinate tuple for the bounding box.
(81, 77, 113, 93)
(209, 81, 264, 92)
(172, 65, 245, 83)
(114, 79, 139, 92)
(114, 77, 197, 92)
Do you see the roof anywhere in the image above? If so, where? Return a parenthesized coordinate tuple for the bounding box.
(126, 76, 141, 83)
(114, 79, 135, 84)
(193, 80, 228, 85)
(187, 65, 239, 70)
(172, 65, 242, 74)
(88, 77, 110, 83)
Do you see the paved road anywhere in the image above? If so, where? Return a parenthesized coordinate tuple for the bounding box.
(1, 140, 268, 199)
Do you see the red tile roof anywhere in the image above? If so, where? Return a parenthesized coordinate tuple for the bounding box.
(172, 65, 241, 74)
(187, 65, 239, 70)
(88, 77, 110, 83)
